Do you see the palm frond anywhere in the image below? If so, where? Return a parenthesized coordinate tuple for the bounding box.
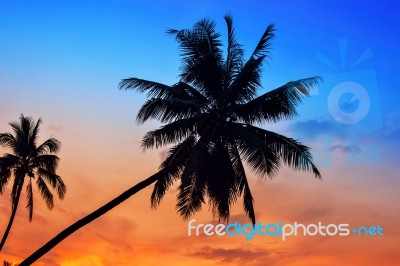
(0, 154, 21, 193)
(176, 137, 209, 219)
(119, 77, 169, 94)
(234, 77, 321, 123)
(227, 145, 246, 200)
(226, 56, 265, 103)
(227, 145, 256, 224)
(8, 115, 39, 157)
(136, 98, 202, 124)
(247, 125, 321, 178)
(32, 154, 59, 173)
(28, 117, 42, 150)
(251, 24, 275, 59)
(0, 133, 17, 150)
(174, 82, 208, 105)
(36, 176, 54, 209)
(169, 19, 224, 101)
(37, 168, 66, 199)
(36, 138, 61, 155)
(206, 144, 237, 222)
(224, 14, 244, 81)
(141, 117, 199, 150)
(151, 135, 197, 207)
(242, 177, 256, 224)
(228, 123, 280, 178)
(0, 166, 12, 194)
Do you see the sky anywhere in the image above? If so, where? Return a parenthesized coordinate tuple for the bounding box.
(1, 0, 400, 265)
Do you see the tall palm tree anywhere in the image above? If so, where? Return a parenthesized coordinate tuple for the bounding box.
(0, 115, 66, 251)
(19, 16, 320, 265)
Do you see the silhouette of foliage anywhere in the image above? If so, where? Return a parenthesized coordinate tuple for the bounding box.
(0, 115, 66, 251)
(120, 15, 321, 223)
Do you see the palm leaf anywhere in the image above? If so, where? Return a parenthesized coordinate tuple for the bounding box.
(136, 98, 202, 124)
(141, 117, 200, 149)
(234, 77, 321, 123)
(169, 19, 224, 101)
(36, 176, 54, 209)
(226, 56, 265, 103)
(0, 154, 20, 193)
(206, 144, 237, 222)
(224, 14, 244, 82)
(251, 23, 275, 59)
(228, 145, 256, 224)
(119, 78, 190, 100)
(28, 117, 41, 151)
(150, 135, 196, 207)
(32, 154, 59, 173)
(242, 177, 256, 224)
(246, 125, 321, 178)
(228, 123, 280, 178)
(37, 168, 66, 199)
(0, 133, 17, 150)
(176, 137, 209, 219)
(36, 138, 61, 155)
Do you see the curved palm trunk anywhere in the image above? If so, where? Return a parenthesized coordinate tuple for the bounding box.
(0, 182, 24, 252)
(19, 174, 159, 266)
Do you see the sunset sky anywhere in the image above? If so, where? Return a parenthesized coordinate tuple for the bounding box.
(1, 0, 400, 265)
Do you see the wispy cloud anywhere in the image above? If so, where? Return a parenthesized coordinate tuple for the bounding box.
(330, 144, 361, 155)
(48, 124, 65, 133)
(186, 245, 280, 264)
(291, 118, 346, 140)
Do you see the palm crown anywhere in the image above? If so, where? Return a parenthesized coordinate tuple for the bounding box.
(0, 115, 66, 250)
(120, 16, 321, 223)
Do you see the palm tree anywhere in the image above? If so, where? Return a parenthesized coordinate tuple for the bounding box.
(3, 261, 18, 266)
(19, 16, 320, 265)
(0, 115, 66, 251)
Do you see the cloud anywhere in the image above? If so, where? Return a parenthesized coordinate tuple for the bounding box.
(330, 144, 361, 155)
(203, 213, 261, 226)
(297, 206, 334, 222)
(87, 215, 138, 251)
(48, 124, 65, 133)
(186, 245, 279, 264)
(291, 118, 346, 140)
(376, 112, 400, 142)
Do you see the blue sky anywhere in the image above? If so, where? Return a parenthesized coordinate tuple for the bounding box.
(1, 0, 398, 108)
(1, 0, 399, 167)
(1, 0, 399, 154)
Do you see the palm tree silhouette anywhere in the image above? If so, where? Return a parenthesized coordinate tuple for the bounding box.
(3, 261, 18, 266)
(19, 16, 320, 265)
(0, 115, 66, 251)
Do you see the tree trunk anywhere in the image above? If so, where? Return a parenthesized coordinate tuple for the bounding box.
(0, 180, 24, 251)
(19, 173, 159, 266)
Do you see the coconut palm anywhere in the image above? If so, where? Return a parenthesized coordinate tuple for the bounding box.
(0, 115, 66, 251)
(3, 261, 18, 266)
(19, 15, 320, 265)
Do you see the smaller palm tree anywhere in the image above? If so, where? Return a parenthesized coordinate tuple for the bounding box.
(3, 261, 18, 266)
(0, 115, 66, 251)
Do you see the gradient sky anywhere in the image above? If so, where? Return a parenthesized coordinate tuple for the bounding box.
(1, 0, 400, 265)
